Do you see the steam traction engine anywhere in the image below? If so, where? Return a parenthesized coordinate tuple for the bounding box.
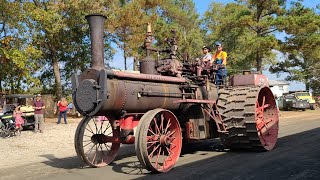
(72, 14, 279, 173)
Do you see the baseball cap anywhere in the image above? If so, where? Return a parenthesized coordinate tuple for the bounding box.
(215, 41, 222, 46)
(37, 94, 41, 97)
(202, 46, 209, 49)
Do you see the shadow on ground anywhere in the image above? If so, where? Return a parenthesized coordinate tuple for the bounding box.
(8, 127, 319, 180)
(131, 128, 320, 180)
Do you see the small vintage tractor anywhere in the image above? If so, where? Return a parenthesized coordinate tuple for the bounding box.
(71, 15, 279, 173)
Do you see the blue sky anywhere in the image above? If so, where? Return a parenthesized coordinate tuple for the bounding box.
(109, 0, 319, 91)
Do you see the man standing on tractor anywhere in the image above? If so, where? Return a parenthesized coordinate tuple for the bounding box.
(212, 41, 227, 85)
(201, 45, 212, 68)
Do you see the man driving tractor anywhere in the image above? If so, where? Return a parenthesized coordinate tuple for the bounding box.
(212, 41, 227, 85)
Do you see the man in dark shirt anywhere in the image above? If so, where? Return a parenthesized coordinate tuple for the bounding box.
(33, 94, 45, 133)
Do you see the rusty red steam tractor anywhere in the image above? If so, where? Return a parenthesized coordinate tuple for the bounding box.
(71, 14, 279, 173)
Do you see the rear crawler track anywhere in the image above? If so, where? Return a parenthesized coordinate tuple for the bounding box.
(218, 86, 279, 151)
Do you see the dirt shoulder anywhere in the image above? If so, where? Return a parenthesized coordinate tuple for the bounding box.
(0, 117, 81, 169)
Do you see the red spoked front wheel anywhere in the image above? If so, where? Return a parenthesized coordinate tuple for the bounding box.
(135, 109, 182, 173)
(75, 116, 120, 167)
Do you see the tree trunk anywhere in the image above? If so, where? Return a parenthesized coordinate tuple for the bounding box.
(256, 51, 262, 74)
(123, 43, 127, 70)
(52, 56, 62, 100)
(124, 54, 127, 70)
(305, 75, 310, 91)
(133, 56, 139, 71)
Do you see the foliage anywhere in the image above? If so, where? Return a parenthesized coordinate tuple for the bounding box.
(22, 0, 115, 99)
(203, 0, 285, 74)
(269, 1, 320, 94)
(154, 0, 204, 61)
(0, 0, 319, 96)
(0, 1, 41, 94)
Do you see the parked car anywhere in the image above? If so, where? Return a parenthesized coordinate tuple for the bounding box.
(0, 94, 35, 129)
(278, 94, 308, 111)
(293, 91, 316, 110)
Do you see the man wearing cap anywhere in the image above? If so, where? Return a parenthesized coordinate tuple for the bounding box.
(33, 94, 45, 133)
(212, 41, 227, 85)
(201, 46, 212, 66)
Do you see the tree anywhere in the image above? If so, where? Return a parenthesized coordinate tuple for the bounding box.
(107, 0, 160, 70)
(270, 1, 320, 94)
(108, 0, 204, 71)
(24, 0, 115, 99)
(154, 0, 204, 61)
(0, 1, 41, 94)
(203, 0, 285, 73)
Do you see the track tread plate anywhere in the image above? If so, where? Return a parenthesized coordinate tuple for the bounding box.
(218, 87, 267, 151)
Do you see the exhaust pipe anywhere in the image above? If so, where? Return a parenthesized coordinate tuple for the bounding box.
(85, 14, 107, 70)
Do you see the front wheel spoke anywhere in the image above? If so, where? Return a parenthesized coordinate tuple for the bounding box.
(164, 118, 171, 133)
(160, 113, 164, 134)
(167, 129, 176, 137)
(105, 131, 113, 137)
(102, 123, 111, 134)
(170, 142, 177, 149)
(93, 119, 98, 133)
(147, 141, 158, 150)
(153, 117, 160, 134)
(83, 141, 93, 148)
(147, 140, 158, 144)
(165, 146, 173, 160)
(148, 126, 156, 135)
(99, 120, 104, 134)
(99, 144, 105, 155)
(155, 147, 161, 169)
(85, 143, 96, 156)
(162, 148, 166, 167)
(168, 136, 175, 142)
(104, 143, 111, 152)
(85, 127, 94, 134)
(87, 123, 95, 134)
(91, 145, 98, 164)
(83, 134, 92, 138)
(148, 144, 160, 158)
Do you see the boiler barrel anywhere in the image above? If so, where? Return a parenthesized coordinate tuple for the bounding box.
(102, 79, 182, 113)
(72, 69, 187, 116)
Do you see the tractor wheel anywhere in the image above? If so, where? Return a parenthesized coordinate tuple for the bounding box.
(135, 109, 182, 173)
(75, 116, 120, 167)
(218, 86, 279, 151)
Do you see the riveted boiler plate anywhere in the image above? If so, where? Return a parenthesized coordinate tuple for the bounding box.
(76, 79, 97, 112)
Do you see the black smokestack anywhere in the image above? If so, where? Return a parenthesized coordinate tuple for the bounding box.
(85, 14, 106, 70)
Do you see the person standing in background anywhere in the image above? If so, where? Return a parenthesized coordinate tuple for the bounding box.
(13, 106, 25, 131)
(33, 94, 45, 133)
(57, 98, 68, 124)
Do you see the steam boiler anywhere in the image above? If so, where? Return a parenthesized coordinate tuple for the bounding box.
(71, 14, 279, 173)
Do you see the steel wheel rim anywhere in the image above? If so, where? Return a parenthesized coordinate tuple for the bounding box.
(255, 87, 279, 150)
(137, 109, 182, 173)
(76, 116, 120, 167)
